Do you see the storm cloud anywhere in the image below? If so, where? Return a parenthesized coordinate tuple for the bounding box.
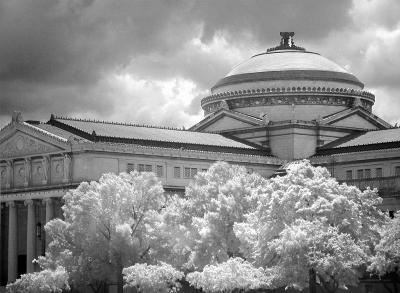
(0, 0, 399, 128)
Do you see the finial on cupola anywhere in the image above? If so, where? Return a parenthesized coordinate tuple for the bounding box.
(267, 32, 305, 52)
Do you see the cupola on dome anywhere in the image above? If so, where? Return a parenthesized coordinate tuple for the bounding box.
(201, 32, 375, 121)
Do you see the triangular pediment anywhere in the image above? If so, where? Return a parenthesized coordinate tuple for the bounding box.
(0, 125, 67, 159)
(323, 107, 391, 130)
(330, 113, 379, 129)
(190, 109, 263, 132)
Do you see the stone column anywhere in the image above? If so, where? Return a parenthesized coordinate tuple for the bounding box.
(7, 201, 17, 283)
(43, 198, 54, 247)
(25, 199, 36, 273)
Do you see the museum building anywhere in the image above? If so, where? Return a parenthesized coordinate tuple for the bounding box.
(1, 32, 400, 288)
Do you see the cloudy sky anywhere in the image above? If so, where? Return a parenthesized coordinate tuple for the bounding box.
(1, 0, 399, 129)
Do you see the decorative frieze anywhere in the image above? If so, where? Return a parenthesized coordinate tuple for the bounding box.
(201, 86, 375, 115)
(203, 95, 371, 115)
(203, 86, 375, 103)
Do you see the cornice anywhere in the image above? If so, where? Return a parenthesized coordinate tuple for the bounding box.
(0, 186, 73, 202)
(311, 147, 400, 164)
(72, 142, 283, 165)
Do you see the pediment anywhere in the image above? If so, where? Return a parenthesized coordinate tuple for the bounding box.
(0, 131, 64, 159)
(201, 116, 259, 132)
(323, 108, 391, 130)
(330, 113, 379, 129)
(190, 109, 263, 132)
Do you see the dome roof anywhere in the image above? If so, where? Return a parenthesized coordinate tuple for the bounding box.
(226, 50, 348, 76)
(212, 33, 363, 91)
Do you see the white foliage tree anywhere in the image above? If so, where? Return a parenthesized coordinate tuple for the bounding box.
(6, 266, 69, 293)
(186, 257, 268, 293)
(369, 211, 400, 293)
(158, 161, 268, 271)
(123, 262, 183, 293)
(234, 160, 387, 293)
(8, 171, 170, 293)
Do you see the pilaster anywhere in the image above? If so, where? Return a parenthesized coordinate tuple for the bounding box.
(6, 201, 17, 283)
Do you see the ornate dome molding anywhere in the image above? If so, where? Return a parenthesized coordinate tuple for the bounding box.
(202, 86, 374, 115)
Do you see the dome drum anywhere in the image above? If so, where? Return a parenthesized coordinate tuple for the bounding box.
(201, 87, 375, 118)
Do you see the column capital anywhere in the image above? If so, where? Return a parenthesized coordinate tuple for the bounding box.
(6, 201, 15, 208)
(42, 197, 53, 205)
(24, 199, 34, 207)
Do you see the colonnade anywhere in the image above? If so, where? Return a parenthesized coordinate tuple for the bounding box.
(1, 198, 56, 283)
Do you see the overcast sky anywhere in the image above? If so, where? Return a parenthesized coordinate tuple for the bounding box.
(0, 0, 399, 129)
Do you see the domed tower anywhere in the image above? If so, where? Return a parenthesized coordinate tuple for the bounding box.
(191, 32, 390, 160)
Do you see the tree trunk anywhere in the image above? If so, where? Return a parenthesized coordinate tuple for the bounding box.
(117, 264, 124, 293)
(309, 268, 316, 293)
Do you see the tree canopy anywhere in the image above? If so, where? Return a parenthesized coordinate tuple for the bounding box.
(8, 171, 168, 293)
(157, 161, 268, 271)
(188, 161, 387, 293)
(7, 161, 389, 293)
(369, 210, 400, 293)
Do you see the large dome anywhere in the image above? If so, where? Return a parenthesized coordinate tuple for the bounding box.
(213, 50, 363, 91)
(201, 32, 374, 121)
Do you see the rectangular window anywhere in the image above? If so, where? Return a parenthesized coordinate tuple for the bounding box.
(202, 168, 208, 172)
(365, 169, 371, 179)
(184, 167, 191, 178)
(184, 167, 198, 178)
(376, 168, 383, 178)
(145, 165, 152, 172)
(395, 166, 400, 176)
(138, 164, 145, 172)
(357, 169, 364, 179)
(156, 165, 163, 177)
(127, 163, 134, 173)
(346, 170, 353, 180)
(174, 167, 181, 178)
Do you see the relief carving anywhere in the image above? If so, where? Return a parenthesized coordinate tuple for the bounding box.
(205, 95, 358, 114)
(6, 160, 13, 188)
(24, 158, 31, 186)
(63, 154, 71, 183)
(0, 134, 60, 158)
(41, 156, 50, 184)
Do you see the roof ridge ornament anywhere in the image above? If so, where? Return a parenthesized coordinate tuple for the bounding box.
(12, 111, 23, 124)
(267, 32, 305, 52)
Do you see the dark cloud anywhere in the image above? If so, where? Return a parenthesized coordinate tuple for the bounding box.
(193, 0, 352, 44)
(0, 0, 398, 128)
